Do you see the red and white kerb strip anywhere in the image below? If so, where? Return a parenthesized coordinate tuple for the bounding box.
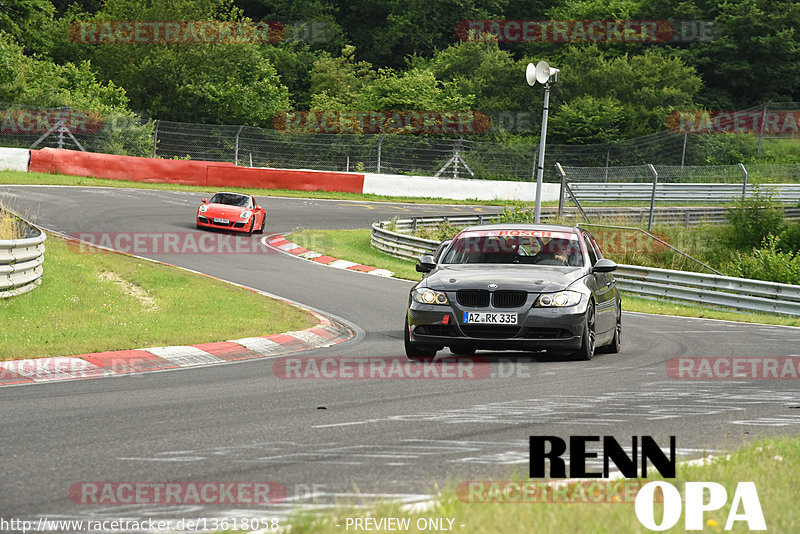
(0, 312, 351, 386)
(267, 235, 394, 277)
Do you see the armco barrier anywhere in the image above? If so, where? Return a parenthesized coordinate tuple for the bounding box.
(371, 217, 800, 316)
(0, 217, 45, 298)
(570, 182, 800, 203)
(614, 265, 800, 317)
(375, 207, 800, 231)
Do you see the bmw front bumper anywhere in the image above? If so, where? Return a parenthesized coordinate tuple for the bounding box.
(407, 295, 587, 352)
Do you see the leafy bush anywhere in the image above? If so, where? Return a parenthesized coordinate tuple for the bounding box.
(492, 207, 537, 224)
(724, 188, 785, 249)
(414, 221, 460, 243)
(725, 235, 800, 285)
(778, 222, 800, 254)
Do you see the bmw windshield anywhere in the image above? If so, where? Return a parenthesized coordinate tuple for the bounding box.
(441, 229, 584, 267)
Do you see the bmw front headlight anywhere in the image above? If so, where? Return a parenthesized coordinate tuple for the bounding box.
(198, 205, 208, 213)
(412, 287, 449, 305)
(240, 210, 253, 219)
(535, 291, 582, 307)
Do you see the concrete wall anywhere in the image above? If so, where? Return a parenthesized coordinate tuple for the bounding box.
(363, 172, 560, 202)
(0, 148, 30, 172)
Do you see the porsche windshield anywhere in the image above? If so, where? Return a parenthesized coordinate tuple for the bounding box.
(209, 193, 250, 207)
(441, 231, 584, 267)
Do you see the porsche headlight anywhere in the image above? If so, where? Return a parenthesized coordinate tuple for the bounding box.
(536, 291, 582, 307)
(240, 210, 253, 219)
(198, 205, 208, 213)
(412, 288, 449, 305)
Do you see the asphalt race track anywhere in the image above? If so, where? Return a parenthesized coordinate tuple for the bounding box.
(2, 185, 800, 525)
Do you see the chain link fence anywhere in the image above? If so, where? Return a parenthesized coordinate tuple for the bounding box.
(152, 122, 537, 180)
(0, 103, 153, 157)
(2, 102, 800, 183)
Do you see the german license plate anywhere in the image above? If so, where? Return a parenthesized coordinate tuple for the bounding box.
(213, 218, 229, 224)
(463, 312, 517, 324)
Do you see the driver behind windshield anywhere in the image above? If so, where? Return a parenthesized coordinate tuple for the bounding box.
(210, 193, 250, 207)
(443, 235, 583, 266)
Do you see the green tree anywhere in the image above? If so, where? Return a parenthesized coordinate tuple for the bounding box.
(681, 0, 800, 107)
(330, 0, 506, 68)
(309, 45, 375, 110)
(59, 0, 290, 125)
(0, 33, 152, 156)
(233, 0, 347, 53)
(724, 187, 786, 249)
(360, 68, 473, 110)
(549, 94, 625, 143)
(549, 45, 702, 140)
(310, 45, 473, 111)
(420, 41, 528, 112)
(262, 43, 324, 110)
(0, 33, 127, 112)
(0, 0, 56, 54)
(547, 0, 645, 19)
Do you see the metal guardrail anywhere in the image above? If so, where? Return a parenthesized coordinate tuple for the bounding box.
(371, 222, 441, 259)
(370, 216, 800, 317)
(382, 207, 800, 231)
(569, 183, 800, 203)
(615, 265, 800, 317)
(0, 218, 46, 298)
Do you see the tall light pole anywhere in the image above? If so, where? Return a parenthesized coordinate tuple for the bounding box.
(526, 61, 559, 223)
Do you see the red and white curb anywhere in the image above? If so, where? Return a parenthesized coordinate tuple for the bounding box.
(0, 312, 352, 386)
(266, 235, 394, 277)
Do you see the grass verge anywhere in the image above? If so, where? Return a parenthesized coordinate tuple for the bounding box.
(0, 197, 26, 240)
(288, 228, 422, 280)
(285, 228, 800, 327)
(0, 211, 21, 240)
(0, 235, 317, 359)
(274, 435, 798, 534)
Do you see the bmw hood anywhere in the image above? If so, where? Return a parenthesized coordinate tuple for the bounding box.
(423, 264, 587, 293)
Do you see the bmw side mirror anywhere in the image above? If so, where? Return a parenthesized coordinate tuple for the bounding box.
(202, 198, 208, 203)
(592, 258, 617, 273)
(416, 255, 436, 273)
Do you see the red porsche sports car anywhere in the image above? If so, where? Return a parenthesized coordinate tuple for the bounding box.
(196, 192, 266, 235)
